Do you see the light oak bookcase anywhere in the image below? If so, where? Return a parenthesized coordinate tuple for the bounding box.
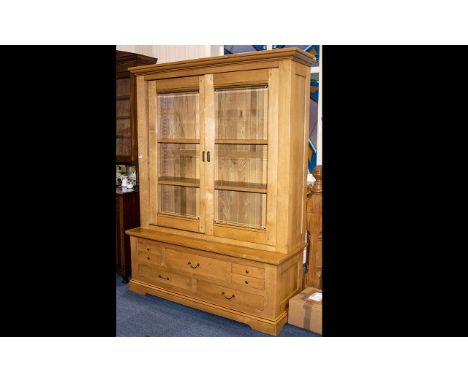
(126, 48, 314, 335)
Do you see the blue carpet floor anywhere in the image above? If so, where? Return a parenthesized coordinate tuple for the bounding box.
(116, 274, 319, 337)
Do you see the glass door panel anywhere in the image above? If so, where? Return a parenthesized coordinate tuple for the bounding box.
(158, 142, 200, 218)
(214, 86, 268, 230)
(156, 91, 201, 222)
(215, 87, 268, 141)
(158, 92, 199, 140)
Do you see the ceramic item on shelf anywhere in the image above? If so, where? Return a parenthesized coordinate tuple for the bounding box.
(121, 176, 128, 188)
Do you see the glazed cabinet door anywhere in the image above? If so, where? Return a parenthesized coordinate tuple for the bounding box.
(205, 69, 279, 245)
(147, 76, 207, 233)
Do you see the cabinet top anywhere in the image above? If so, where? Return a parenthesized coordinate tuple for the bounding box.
(128, 48, 315, 76)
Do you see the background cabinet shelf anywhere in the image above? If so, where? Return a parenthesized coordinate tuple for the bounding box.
(116, 50, 157, 163)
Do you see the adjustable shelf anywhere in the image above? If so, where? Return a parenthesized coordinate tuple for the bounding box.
(158, 138, 200, 144)
(158, 176, 200, 188)
(215, 139, 268, 145)
(215, 180, 267, 194)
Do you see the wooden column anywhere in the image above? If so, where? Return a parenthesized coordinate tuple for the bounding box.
(304, 165, 322, 289)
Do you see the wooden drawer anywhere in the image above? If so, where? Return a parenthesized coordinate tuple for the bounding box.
(138, 239, 163, 255)
(232, 262, 265, 279)
(135, 239, 164, 266)
(231, 273, 265, 291)
(165, 248, 230, 282)
(135, 263, 192, 293)
(135, 248, 163, 267)
(197, 279, 264, 313)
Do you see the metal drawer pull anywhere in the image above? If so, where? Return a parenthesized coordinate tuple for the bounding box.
(147, 256, 150, 260)
(202, 151, 205, 162)
(245, 270, 249, 274)
(222, 292, 235, 300)
(207, 151, 211, 162)
(187, 261, 200, 269)
(245, 281, 249, 284)
(158, 274, 169, 280)
(146, 247, 150, 251)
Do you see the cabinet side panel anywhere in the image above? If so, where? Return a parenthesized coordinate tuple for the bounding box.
(275, 60, 293, 252)
(136, 76, 149, 227)
(130, 236, 139, 281)
(288, 64, 309, 251)
(266, 69, 279, 245)
(276, 253, 303, 314)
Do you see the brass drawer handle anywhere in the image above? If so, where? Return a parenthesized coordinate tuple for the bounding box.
(221, 291, 235, 300)
(187, 261, 200, 269)
(158, 274, 169, 280)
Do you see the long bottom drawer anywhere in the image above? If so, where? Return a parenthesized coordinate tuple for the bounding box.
(196, 279, 265, 313)
(135, 263, 192, 294)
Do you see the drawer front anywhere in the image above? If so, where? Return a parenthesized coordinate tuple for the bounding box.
(135, 263, 192, 293)
(231, 273, 265, 291)
(136, 239, 164, 266)
(197, 280, 264, 313)
(135, 249, 163, 267)
(165, 248, 230, 282)
(232, 263, 265, 279)
(138, 239, 163, 256)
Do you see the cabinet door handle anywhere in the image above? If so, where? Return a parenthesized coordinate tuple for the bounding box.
(222, 291, 235, 300)
(187, 261, 200, 269)
(202, 151, 205, 162)
(147, 256, 150, 260)
(207, 151, 211, 162)
(158, 274, 169, 280)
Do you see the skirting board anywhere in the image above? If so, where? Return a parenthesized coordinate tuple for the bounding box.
(128, 279, 288, 336)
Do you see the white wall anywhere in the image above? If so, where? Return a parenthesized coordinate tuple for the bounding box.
(116, 45, 223, 63)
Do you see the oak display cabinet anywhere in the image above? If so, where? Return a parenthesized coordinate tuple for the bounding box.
(126, 48, 314, 335)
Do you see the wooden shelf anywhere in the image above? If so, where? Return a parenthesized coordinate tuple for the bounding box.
(217, 148, 267, 159)
(116, 115, 131, 120)
(158, 138, 199, 144)
(158, 176, 200, 188)
(215, 180, 267, 194)
(215, 139, 268, 145)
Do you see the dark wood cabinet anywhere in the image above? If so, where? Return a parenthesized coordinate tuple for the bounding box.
(116, 50, 156, 282)
(116, 189, 140, 282)
(116, 50, 157, 163)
